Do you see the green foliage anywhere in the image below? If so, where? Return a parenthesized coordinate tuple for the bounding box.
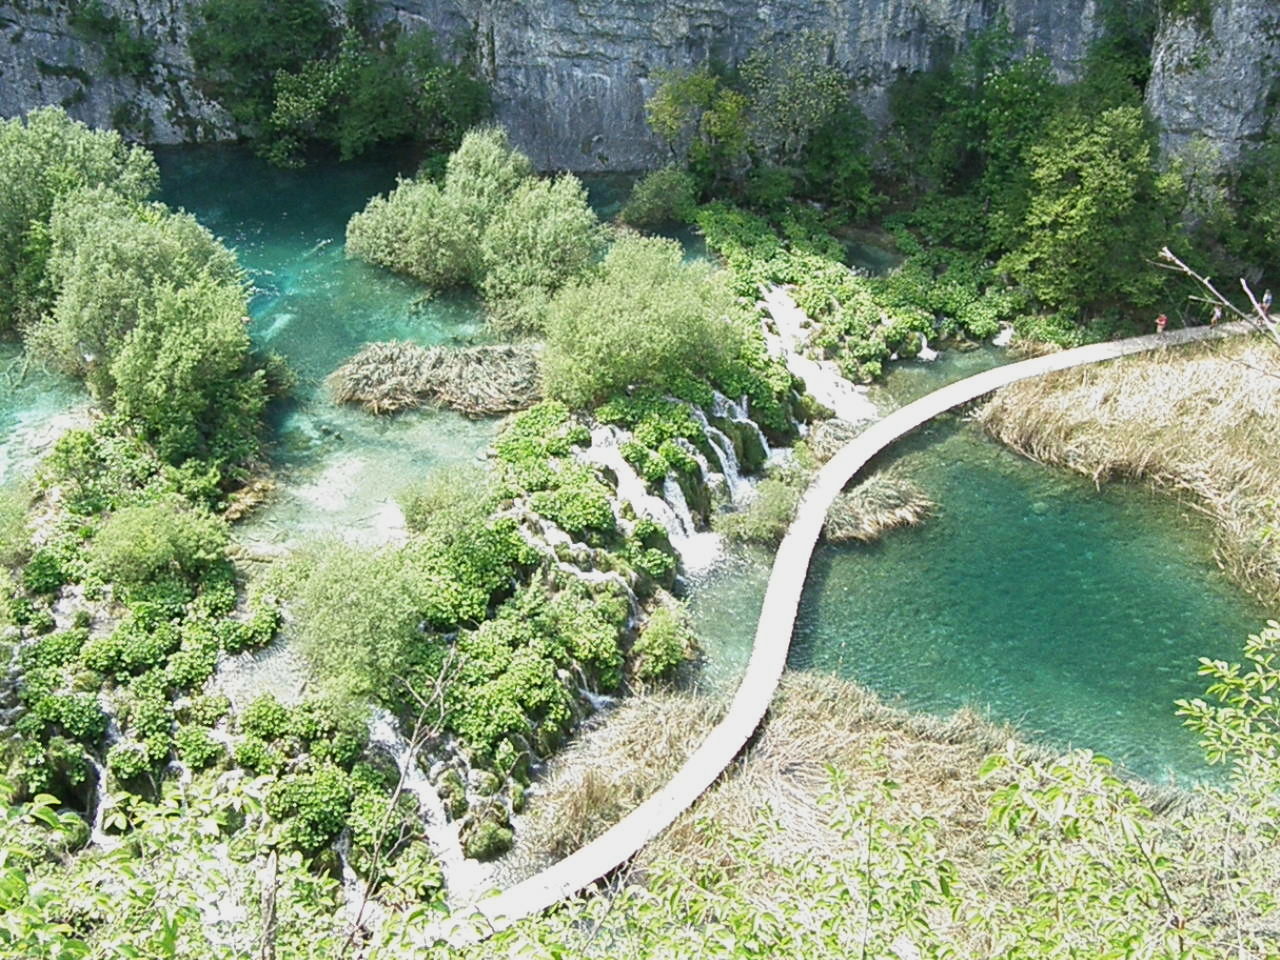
(1229, 135, 1280, 282)
(0, 107, 157, 334)
(262, 28, 488, 167)
(0, 484, 31, 569)
(399, 464, 493, 539)
(68, 0, 157, 79)
(619, 167, 699, 228)
(998, 105, 1181, 322)
(190, 0, 336, 127)
(631, 602, 696, 682)
(739, 32, 847, 165)
(105, 742, 150, 781)
(348, 128, 599, 331)
(110, 277, 267, 467)
(529, 465, 615, 538)
(87, 497, 229, 599)
(239, 694, 291, 742)
(479, 175, 608, 331)
(284, 520, 532, 703)
(462, 819, 513, 861)
(266, 764, 355, 852)
(712, 475, 801, 544)
(542, 235, 744, 407)
(174, 725, 223, 771)
(646, 65, 751, 189)
(31, 186, 243, 401)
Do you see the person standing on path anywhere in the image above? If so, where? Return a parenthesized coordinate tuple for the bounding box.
(1156, 313, 1168, 335)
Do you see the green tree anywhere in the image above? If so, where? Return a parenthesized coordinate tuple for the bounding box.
(30, 186, 242, 399)
(541, 235, 743, 406)
(109, 277, 266, 467)
(999, 105, 1181, 320)
(189, 0, 336, 126)
(88, 496, 230, 595)
(645, 66, 751, 188)
(0, 107, 157, 334)
(740, 33, 847, 165)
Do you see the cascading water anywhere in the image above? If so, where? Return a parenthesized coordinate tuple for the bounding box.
(711, 392, 773, 461)
(686, 409, 754, 504)
(917, 334, 939, 362)
(759, 285, 879, 426)
(366, 709, 491, 906)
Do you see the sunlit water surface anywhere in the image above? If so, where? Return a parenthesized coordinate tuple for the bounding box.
(692, 347, 1274, 782)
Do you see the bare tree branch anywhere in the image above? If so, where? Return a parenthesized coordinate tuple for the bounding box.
(1154, 247, 1280, 348)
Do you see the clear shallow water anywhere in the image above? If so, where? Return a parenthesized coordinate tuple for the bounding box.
(154, 147, 498, 550)
(693, 346, 1274, 782)
(0, 343, 88, 488)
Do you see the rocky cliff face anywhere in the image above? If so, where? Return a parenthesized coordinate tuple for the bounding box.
(0, 0, 1273, 170)
(0, 0, 235, 142)
(1146, 1, 1279, 165)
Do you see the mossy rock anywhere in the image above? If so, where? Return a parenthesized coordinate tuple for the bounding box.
(509, 781, 526, 815)
(437, 768, 468, 820)
(674, 471, 712, 526)
(713, 416, 769, 474)
(471, 769, 501, 797)
(462, 820, 514, 861)
(532, 721, 564, 758)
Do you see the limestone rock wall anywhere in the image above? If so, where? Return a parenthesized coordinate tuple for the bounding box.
(1145, 1, 1280, 165)
(0, 0, 1274, 171)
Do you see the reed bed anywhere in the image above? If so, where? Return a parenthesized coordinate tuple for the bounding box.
(825, 468, 934, 542)
(979, 337, 1280, 603)
(327, 341, 542, 416)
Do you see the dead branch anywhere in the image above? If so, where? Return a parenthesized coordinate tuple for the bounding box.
(1155, 247, 1280, 349)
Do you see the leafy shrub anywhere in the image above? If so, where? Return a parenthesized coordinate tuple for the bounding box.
(479, 174, 607, 332)
(109, 278, 267, 467)
(0, 485, 31, 568)
(265, 765, 355, 852)
(185, 693, 231, 727)
(22, 548, 66, 597)
(399, 464, 492, 539)
(174, 726, 223, 771)
(712, 476, 802, 544)
(462, 819, 513, 861)
(88, 498, 229, 598)
(541, 235, 744, 407)
(619, 167, 699, 227)
(106, 742, 151, 781)
(233, 737, 283, 775)
(189, 0, 335, 126)
(0, 107, 157, 334)
(528, 465, 616, 538)
(31, 187, 243, 401)
(263, 28, 488, 167)
(239, 695, 290, 741)
(631, 603, 697, 682)
(34, 693, 107, 744)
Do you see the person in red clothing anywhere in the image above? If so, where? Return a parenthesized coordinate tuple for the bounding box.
(1155, 313, 1168, 334)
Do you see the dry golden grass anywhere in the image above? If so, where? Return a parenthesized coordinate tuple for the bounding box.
(825, 468, 934, 543)
(980, 336, 1280, 603)
(508, 693, 723, 875)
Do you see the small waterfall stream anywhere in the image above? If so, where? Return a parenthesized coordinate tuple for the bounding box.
(759, 285, 880, 426)
(367, 709, 491, 906)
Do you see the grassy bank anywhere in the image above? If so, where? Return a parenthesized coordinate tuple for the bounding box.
(980, 336, 1280, 603)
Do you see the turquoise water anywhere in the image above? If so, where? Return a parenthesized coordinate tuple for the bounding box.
(0, 343, 87, 488)
(693, 348, 1275, 782)
(154, 147, 498, 549)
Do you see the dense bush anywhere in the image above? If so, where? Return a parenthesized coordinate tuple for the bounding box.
(262, 28, 489, 167)
(347, 128, 603, 330)
(189, 0, 335, 127)
(631, 602, 696, 682)
(265, 764, 355, 852)
(619, 167, 699, 228)
(541, 235, 744, 407)
(0, 107, 157, 333)
(31, 187, 243, 400)
(87, 497, 229, 598)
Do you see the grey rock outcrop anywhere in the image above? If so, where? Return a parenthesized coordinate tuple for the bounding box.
(1146, 2, 1280, 165)
(2, 0, 1275, 171)
(0, 0, 234, 142)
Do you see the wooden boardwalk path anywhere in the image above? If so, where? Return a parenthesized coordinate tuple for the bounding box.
(447, 320, 1252, 944)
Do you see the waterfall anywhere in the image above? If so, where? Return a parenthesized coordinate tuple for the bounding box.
(759, 286, 879, 426)
(88, 758, 120, 849)
(366, 709, 491, 907)
(688, 408, 753, 504)
(993, 322, 1014, 347)
(917, 334, 939, 362)
(711, 392, 773, 460)
(581, 426, 722, 573)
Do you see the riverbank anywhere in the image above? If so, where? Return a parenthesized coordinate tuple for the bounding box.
(979, 335, 1280, 604)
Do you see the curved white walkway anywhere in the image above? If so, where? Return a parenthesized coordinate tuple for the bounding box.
(446, 321, 1252, 943)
